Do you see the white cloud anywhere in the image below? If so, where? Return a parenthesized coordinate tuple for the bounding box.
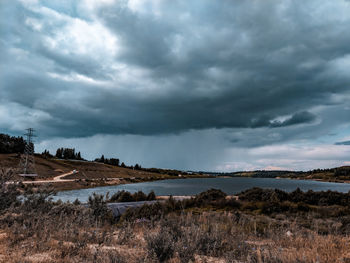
(47, 72, 109, 85)
(127, 0, 165, 16)
(25, 17, 42, 31)
(43, 17, 118, 59)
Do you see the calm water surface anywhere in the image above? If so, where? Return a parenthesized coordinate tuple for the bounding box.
(53, 177, 350, 203)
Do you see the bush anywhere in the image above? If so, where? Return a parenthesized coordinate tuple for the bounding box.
(109, 191, 123, 202)
(195, 188, 227, 203)
(109, 190, 155, 203)
(88, 193, 114, 223)
(118, 191, 134, 202)
(134, 191, 147, 201)
(147, 190, 156, 201)
(145, 229, 175, 262)
(239, 187, 350, 207)
(22, 186, 55, 213)
(121, 202, 165, 221)
(0, 169, 21, 212)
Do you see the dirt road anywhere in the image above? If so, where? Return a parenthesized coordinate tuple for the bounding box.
(23, 170, 77, 184)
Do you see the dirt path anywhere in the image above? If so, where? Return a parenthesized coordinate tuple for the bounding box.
(23, 170, 77, 184)
(52, 170, 76, 181)
(22, 171, 125, 186)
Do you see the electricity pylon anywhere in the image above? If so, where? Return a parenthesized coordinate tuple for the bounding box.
(18, 128, 38, 177)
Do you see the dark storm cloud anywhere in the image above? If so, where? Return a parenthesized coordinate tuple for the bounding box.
(2, 0, 350, 145)
(270, 112, 316, 128)
(335, 141, 350, 145)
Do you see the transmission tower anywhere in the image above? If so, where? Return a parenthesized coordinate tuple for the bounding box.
(18, 128, 38, 177)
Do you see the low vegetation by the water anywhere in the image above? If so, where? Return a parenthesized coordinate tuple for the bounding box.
(1, 169, 350, 262)
(108, 190, 156, 202)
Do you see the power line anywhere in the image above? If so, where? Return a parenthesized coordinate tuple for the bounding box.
(18, 128, 38, 177)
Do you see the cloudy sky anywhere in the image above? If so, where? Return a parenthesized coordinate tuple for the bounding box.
(1, 0, 350, 171)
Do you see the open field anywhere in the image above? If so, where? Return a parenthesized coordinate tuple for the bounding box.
(0, 154, 204, 191)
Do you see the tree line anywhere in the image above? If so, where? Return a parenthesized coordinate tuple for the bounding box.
(54, 148, 83, 160)
(94, 154, 142, 170)
(41, 148, 141, 169)
(1, 132, 179, 175)
(0, 133, 26, 154)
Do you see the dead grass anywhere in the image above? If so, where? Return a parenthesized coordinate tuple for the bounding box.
(2, 207, 350, 263)
(1, 170, 350, 263)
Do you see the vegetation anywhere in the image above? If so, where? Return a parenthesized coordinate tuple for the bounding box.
(141, 167, 188, 176)
(0, 134, 26, 154)
(41, 149, 53, 158)
(95, 154, 120, 166)
(93, 153, 190, 177)
(2, 167, 350, 262)
(218, 166, 350, 182)
(108, 190, 156, 202)
(239, 187, 350, 206)
(55, 147, 84, 160)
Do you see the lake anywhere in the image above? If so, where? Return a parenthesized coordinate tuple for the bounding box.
(53, 177, 350, 203)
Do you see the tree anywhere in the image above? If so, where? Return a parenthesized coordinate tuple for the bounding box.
(109, 158, 119, 166)
(55, 148, 83, 160)
(0, 134, 26, 154)
(42, 149, 53, 158)
(55, 148, 63, 159)
(63, 148, 75, 159)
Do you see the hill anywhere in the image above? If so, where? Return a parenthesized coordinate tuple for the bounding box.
(0, 153, 202, 191)
(212, 167, 350, 183)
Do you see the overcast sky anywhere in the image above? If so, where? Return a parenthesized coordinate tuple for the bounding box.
(1, 0, 350, 171)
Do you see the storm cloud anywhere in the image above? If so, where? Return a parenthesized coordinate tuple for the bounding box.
(335, 141, 350, 146)
(1, 0, 350, 170)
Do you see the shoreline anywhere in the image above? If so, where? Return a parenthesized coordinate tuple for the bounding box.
(21, 174, 350, 193)
(25, 174, 210, 192)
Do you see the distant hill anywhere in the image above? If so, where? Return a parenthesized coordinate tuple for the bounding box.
(211, 167, 350, 182)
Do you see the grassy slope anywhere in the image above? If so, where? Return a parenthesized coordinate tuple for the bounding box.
(0, 153, 198, 190)
(0, 153, 178, 179)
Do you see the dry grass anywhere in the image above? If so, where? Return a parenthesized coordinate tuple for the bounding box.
(2, 209, 350, 263)
(1, 169, 350, 262)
